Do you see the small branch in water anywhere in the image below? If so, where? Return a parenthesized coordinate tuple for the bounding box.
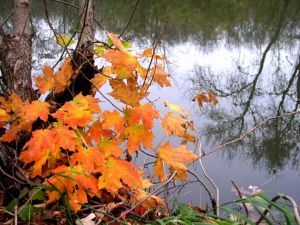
(231, 179, 249, 218)
(204, 110, 300, 157)
(188, 120, 220, 216)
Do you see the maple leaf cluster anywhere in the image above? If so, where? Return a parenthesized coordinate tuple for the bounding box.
(0, 33, 215, 214)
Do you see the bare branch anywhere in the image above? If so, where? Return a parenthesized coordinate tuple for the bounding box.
(1, 9, 13, 28)
(231, 179, 249, 218)
(204, 110, 300, 157)
(119, 0, 140, 38)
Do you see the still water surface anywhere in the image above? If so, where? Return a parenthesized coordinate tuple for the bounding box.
(1, 0, 299, 207)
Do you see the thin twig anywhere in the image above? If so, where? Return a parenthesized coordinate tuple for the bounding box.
(14, 206, 17, 225)
(204, 110, 300, 157)
(0, 26, 7, 42)
(187, 169, 215, 204)
(75, 0, 90, 52)
(255, 194, 300, 225)
(94, 18, 105, 31)
(0, 167, 25, 184)
(43, 0, 78, 68)
(1, 9, 13, 28)
(231, 179, 249, 218)
(189, 120, 220, 215)
(118, 0, 140, 38)
(142, 23, 168, 88)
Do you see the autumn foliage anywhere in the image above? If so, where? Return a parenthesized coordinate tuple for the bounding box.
(0, 33, 216, 215)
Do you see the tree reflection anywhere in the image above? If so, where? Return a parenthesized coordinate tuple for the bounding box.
(1, 0, 299, 173)
(190, 0, 300, 173)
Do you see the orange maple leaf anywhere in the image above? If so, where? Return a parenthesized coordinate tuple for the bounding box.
(35, 59, 74, 94)
(0, 109, 11, 128)
(130, 189, 166, 213)
(109, 78, 148, 106)
(102, 110, 125, 134)
(46, 165, 99, 212)
(0, 92, 23, 113)
(193, 91, 218, 108)
(139, 47, 165, 60)
(19, 125, 78, 177)
(35, 65, 54, 94)
(102, 50, 137, 79)
(88, 120, 113, 142)
(98, 139, 123, 157)
(154, 142, 198, 182)
(70, 146, 105, 173)
(52, 94, 100, 128)
(102, 33, 138, 79)
(208, 91, 219, 105)
(98, 156, 143, 197)
(150, 63, 171, 87)
(91, 72, 109, 91)
(21, 100, 50, 122)
(19, 129, 58, 177)
(53, 124, 78, 151)
(131, 103, 159, 129)
(124, 124, 153, 154)
(161, 112, 187, 137)
(53, 58, 74, 93)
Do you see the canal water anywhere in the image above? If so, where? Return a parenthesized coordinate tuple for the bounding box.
(1, 0, 299, 207)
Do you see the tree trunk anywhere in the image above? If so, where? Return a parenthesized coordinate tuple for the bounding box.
(0, 0, 34, 190)
(51, 0, 97, 104)
(0, 0, 35, 101)
(78, 0, 95, 49)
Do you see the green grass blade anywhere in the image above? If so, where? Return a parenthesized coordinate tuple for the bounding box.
(220, 206, 255, 225)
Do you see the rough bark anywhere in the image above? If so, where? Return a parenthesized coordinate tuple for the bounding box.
(0, 0, 35, 101)
(78, 0, 95, 49)
(51, 0, 97, 105)
(0, 0, 34, 191)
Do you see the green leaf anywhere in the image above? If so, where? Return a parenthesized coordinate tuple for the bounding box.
(19, 204, 34, 221)
(220, 206, 255, 225)
(106, 37, 113, 46)
(56, 34, 75, 47)
(252, 204, 273, 225)
(18, 187, 29, 199)
(94, 44, 106, 55)
(259, 196, 295, 225)
(29, 189, 46, 201)
(122, 40, 132, 49)
(156, 219, 166, 225)
(6, 198, 19, 212)
(215, 221, 239, 225)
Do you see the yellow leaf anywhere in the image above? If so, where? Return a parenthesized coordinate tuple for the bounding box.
(56, 34, 75, 47)
(154, 142, 198, 182)
(94, 44, 106, 55)
(164, 101, 188, 116)
(0, 109, 11, 127)
(161, 112, 187, 137)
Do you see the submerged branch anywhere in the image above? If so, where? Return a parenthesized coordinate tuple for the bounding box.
(204, 110, 300, 157)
